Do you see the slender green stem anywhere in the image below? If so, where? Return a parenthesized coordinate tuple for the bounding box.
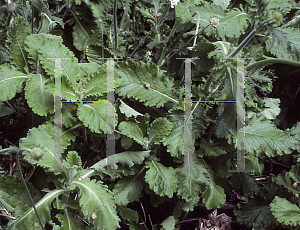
(128, 3, 170, 59)
(31, 5, 34, 34)
(246, 58, 300, 71)
(159, 24, 211, 68)
(157, 19, 179, 67)
(100, 21, 104, 57)
(0, 147, 18, 154)
(113, 0, 118, 51)
(35, 11, 43, 34)
(17, 148, 44, 230)
(120, 0, 130, 30)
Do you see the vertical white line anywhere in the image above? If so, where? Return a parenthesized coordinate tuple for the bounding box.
(106, 58, 116, 171)
(54, 58, 62, 172)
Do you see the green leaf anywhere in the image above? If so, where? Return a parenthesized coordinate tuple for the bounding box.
(176, 158, 226, 211)
(162, 110, 185, 158)
(24, 74, 54, 116)
(90, 151, 151, 172)
(175, 2, 193, 23)
(0, 102, 14, 117)
(145, 160, 177, 198)
(56, 208, 85, 230)
(36, 35, 79, 88)
(147, 117, 172, 146)
(117, 99, 144, 118)
(213, 0, 230, 10)
(162, 105, 208, 158)
(199, 139, 227, 157)
(274, 171, 300, 195)
(176, 2, 249, 38)
(24, 34, 57, 66)
(6, 189, 65, 230)
(244, 156, 264, 175)
(243, 116, 300, 157)
(270, 196, 300, 226)
(118, 121, 145, 147)
(81, 62, 110, 99)
(115, 60, 177, 108)
(5, 14, 31, 73)
(73, 179, 120, 230)
(261, 98, 280, 120)
(0, 175, 41, 218)
(161, 216, 176, 230)
(86, 44, 116, 65)
(117, 205, 139, 223)
(113, 175, 144, 206)
(72, 20, 92, 51)
(234, 197, 279, 229)
(77, 102, 118, 134)
(62, 151, 83, 183)
(266, 27, 300, 62)
(0, 64, 27, 101)
(220, 8, 249, 38)
(19, 126, 65, 173)
(202, 184, 226, 210)
(30, 0, 51, 15)
(31, 121, 75, 153)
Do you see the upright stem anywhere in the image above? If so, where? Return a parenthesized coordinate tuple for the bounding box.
(17, 148, 45, 230)
(157, 20, 179, 67)
(113, 0, 118, 51)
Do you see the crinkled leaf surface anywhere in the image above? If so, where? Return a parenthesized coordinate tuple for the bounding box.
(73, 179, 120, 230)
(113, 175, 144, 206)
(161, 216, 176, 230)
(6, 189, 65, 230)
(176, 158, 225, 211)
(0, 64, 28, 101)
(77, 102, 118, 134)
(56, 209, 85, 230)
(0, 176, 41, 218)
(115, 60, 177, 108)
(91, 150, 151, 171)
(5, 14, 31, 73)
(261, 98, 281, 120)
(117, 206, 139, 223)
(147, 117, 172, 146)
(176, 1, 248, 38)
(35, 34, 79, 88)
(118, 121, 145, 146)
(24, 74, 54, 116)
(270, 196, 300, 226)
(19, 126, 65, 173)
(243, 116, 300, 157)
(145, 160, 177, 198)
(266, 27, 300, 62)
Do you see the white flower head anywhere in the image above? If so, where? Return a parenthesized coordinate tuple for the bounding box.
(168, 0, 180, 8)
